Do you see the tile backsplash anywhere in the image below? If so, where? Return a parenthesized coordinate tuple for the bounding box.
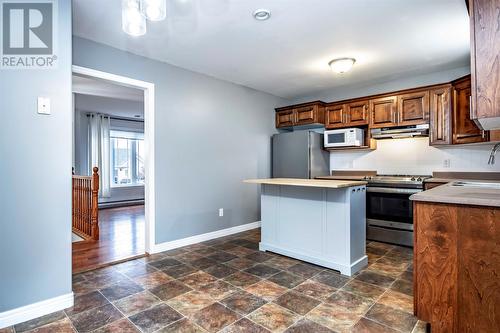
(330, 137, 500, 175)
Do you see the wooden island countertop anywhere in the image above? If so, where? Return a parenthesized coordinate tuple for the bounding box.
(243, 178, 367, 189)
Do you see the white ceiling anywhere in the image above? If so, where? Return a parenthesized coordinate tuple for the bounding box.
(74, 93, 144, 119)
(73, 0, 471, 99)
(73, 75, 144, 102)
(73, 75, 144, 119)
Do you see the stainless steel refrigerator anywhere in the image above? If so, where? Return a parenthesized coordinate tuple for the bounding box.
(272, 131, 330, 179)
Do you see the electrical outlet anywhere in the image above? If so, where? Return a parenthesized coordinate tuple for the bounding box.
(443, 159, 451, 168)
(219, 208, 224, 217)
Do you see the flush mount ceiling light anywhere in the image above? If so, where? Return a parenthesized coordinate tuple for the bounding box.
(122, 0, 167, 37)
(329, 58, 356, 74)
(253, 9, 271, 21)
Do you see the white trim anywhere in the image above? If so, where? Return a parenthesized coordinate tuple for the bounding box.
(72, 65, 156, 253)
(0, 293, 74, 329)
(152, 221, 261, 254)
(259, 243, 367, 276)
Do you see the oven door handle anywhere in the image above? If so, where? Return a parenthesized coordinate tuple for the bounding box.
(367, 187, 422, 194)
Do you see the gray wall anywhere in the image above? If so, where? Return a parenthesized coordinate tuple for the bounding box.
(74, 107, 89, 175)
(291, 66, 470, 104)
(0, 2, 72, 312)
(73, 37, 287, 244)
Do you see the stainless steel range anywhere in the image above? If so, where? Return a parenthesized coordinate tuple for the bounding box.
(317, 172, 430, 247)
(364, 175, 430, 247)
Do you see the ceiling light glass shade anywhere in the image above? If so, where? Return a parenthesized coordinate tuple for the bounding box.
(122, 0, 147, 36)
(253, 9, 271, 21)
(329, 58, 356, 74)
(142, 0, 167, 21)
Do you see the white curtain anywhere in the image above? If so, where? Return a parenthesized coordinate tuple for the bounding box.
(89, 114, 111, 198)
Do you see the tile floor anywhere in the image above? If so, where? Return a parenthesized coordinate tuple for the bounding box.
(3, 229, 427, 333)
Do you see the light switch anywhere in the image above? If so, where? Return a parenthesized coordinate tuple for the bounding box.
(37, 97, 51, 115)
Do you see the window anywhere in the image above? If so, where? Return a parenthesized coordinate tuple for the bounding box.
(110, 130, 145, 187)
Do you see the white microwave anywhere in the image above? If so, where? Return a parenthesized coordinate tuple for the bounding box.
(324, 128, 364, 148)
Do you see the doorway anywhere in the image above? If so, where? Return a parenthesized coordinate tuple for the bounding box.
(71, 66, 155, 273)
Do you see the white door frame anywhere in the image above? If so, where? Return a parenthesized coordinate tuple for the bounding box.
(72, 65, 156, 254)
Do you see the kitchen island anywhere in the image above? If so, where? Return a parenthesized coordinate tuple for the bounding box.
(244, 178, 368, 276)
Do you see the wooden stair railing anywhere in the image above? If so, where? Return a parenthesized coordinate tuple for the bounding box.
(72, 167, 99, 240)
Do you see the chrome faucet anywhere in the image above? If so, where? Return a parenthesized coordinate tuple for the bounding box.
(488, 143, 500, 165)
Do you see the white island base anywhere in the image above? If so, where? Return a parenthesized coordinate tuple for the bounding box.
(245, 179, 368, 276)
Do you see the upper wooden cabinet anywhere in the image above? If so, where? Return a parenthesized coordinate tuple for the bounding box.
(398, 90, 430, 126)
(275, 109, 295, 128)
(325, 104, 345, 128)
(429, 86, 452, 145)
(275, 102, 325, 128)
(469, 0, 500, 129)
(369, 96, 398, 128)
(370, 92, 429, 128)
(429, 76, 498, 146)
(346, 100, 369, 126)
(325, 100, 369, 129)
(452, 76, 488, 144)
(296, 105, 318, 125)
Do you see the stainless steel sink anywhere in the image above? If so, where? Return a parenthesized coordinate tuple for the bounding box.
(451, 181, 500, 189)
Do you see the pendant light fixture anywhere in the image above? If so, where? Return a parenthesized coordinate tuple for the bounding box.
(142, 0, 167, 21)
(122, 0, 167, 37)
(122, 0, 147, 36)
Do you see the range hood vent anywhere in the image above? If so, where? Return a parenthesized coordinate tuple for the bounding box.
(371, 124, 429, 140)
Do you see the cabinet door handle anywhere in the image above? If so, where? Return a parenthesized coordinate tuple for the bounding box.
(469, 95, 473, 119)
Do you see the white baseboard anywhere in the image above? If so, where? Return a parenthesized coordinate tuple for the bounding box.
(0, 292, 74, 329)
(152, 221, 261, 254)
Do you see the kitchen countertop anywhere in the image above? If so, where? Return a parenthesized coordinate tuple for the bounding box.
(315, 175, 367, 181)
(243, 178, 367, 188)
(425, 172, 500, 184)
(410, 181, 500, 207)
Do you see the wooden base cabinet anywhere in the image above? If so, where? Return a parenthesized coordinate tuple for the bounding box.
(414, 202, 500, 333)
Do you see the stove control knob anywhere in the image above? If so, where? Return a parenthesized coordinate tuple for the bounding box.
(411, 177, 416, 181)
(417, 177, 422, 181)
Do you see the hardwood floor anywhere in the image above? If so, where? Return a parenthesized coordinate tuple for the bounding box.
(72, 205, 145, 273)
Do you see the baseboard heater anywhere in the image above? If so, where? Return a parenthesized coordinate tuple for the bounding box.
(99, 199, 144, 209)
